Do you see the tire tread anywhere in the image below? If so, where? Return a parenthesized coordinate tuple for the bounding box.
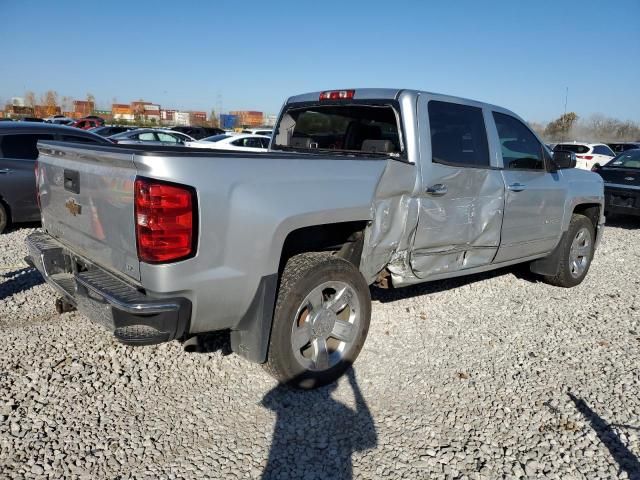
(262, 251, 371, 388)
(543, 213, 594, 288)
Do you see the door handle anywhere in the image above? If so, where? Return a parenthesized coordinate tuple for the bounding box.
(0, 168, 12, 174)
(426, 183, 448, 196)
(507, 182, 527, 192)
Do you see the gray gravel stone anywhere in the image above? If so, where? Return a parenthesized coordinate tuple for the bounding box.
(0, 221, 639, 479)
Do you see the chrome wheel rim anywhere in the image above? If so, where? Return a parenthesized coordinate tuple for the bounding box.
(290, 281, 360, 372)
(569, 227, 592, 278)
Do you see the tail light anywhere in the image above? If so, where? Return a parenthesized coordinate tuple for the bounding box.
(134, 177, 197, 263)
(577, 155, 593, 160)
(319, 90, 355, 101)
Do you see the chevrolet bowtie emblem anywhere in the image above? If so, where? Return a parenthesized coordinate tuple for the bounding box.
(65, 198, 82, 216)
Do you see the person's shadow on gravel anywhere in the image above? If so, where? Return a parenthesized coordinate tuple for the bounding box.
(261, 368, 376, 480)
(569, 392, 640, 478)
(0, 267, 44, 302)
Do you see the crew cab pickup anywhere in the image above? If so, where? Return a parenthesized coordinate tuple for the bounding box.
(27, 89, 605, 388)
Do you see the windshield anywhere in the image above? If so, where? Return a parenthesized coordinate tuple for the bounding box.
(272, 103, 402, 156)
(605, 150, 640, 169)
(201, 134, 231, 142)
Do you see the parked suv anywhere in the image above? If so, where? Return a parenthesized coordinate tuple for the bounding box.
(553, 142, 615, 170)
(0, 123, 110, 233)
(607, 142, 640, 155)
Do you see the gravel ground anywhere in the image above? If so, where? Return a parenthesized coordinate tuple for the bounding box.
(0, 220, 639, 479)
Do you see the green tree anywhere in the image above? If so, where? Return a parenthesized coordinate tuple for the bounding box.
(544, 112, 578, 140)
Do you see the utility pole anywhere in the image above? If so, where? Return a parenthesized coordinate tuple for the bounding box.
(561, 86, 569, 142)
(216, 92, 223, 127)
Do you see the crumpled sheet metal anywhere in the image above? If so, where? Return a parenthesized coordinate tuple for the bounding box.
(360, 160, 419, 284)
(362, 163, 505, 286)
(410, 168, 504, 280)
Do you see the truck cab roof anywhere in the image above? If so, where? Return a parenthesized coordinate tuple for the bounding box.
(286, 88, 514, 116)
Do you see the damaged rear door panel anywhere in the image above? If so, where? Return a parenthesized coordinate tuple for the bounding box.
(411, 166, 504, 278)
(409, 95, 504, 280)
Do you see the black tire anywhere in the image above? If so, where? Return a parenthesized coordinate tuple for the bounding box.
(263, 252, 371, 389)
(0, 202, 8, 234)
(543, 214, 595, 288)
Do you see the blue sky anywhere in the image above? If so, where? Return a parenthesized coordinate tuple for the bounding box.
(1, 0, 639, 122)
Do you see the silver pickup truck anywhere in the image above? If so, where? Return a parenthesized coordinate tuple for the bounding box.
(27, 89, 604, 388)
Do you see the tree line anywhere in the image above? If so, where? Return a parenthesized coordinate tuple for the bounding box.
(530, 113, 640, 143)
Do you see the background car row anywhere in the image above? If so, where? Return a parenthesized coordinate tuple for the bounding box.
(0, 123, 110, 233)
(1, 119, 637, 235)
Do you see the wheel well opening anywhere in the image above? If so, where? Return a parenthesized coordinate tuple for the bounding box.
(573, 204, 600, 229)
(279, 221, 368, 273)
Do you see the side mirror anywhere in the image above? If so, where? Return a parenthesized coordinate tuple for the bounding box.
(551, 150, 576, 169)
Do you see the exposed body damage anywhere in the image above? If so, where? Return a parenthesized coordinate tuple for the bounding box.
(410, 167, 504, 281)
(360, 159, 419, 285)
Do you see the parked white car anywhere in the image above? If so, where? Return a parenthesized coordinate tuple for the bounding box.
(109, 128, 195, 146)
(242, 128, 273, 136)
(45, 116, 75, 125)
(186, 134, 270, 152)
(553, 142, 615, 170)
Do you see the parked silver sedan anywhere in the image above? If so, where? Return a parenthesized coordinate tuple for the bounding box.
(109, 128, 195, 146)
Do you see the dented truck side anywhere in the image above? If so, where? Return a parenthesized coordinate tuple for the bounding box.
(28, 88, 604, 387)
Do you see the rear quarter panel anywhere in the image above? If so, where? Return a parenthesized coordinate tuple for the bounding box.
(133, 152, 388, 333)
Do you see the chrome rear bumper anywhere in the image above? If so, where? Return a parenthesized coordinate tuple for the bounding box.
(25, 231, 191, 345)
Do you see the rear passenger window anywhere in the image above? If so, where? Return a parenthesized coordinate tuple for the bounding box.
(428, 101, 489, 167)
(136, 132, 156, 141)
(245, 138, 264, 148)
(493, 112, 545, 170)
(0, 134, 54, 160)
(593, 145, 614, 156)
(156, 132, 179, 143)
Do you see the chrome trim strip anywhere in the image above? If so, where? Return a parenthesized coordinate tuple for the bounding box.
(604, 182, 640, 191)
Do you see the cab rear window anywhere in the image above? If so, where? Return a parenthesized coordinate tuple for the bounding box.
(273, 104, 402, 156)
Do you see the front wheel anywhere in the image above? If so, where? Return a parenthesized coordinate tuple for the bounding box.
(263, 252, 371, 389)
(542, 213, 595, 287)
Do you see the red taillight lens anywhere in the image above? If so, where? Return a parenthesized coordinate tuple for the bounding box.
(577, 155, 593, 160)
(134, 177, 196, 263)
(319, 90, 355, 101)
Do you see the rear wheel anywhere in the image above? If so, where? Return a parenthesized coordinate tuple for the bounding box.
(543, 214, 595, 287)
(263, 252, 371, 389)
(0, 203, 8, 234)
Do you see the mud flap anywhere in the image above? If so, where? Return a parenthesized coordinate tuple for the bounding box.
(529, 232, 566, 276)
(230, 273, 278, 363)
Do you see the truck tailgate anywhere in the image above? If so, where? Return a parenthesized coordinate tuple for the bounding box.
(37, 142, 141, 282)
